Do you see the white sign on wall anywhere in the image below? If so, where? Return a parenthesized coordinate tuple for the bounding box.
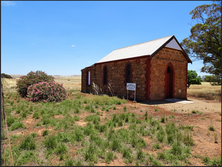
(126, 83, 136, 102)
(126, 83, 136, 91)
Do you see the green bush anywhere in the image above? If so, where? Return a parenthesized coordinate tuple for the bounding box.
(16, 71, 54, 97)
(27, 81, 67, 102)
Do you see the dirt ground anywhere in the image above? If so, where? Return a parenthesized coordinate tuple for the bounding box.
(139, 96, 221, 164)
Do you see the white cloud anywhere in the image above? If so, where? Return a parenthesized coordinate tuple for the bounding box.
(71, 45, 75, 47)
(1, 1, 16, 6)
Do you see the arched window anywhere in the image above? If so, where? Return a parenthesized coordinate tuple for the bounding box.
(103, 66, 107, 85)
(125, 63, 131, 83)
(167, 66, 171, 73)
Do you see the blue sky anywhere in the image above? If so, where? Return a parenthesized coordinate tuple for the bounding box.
(1, 1, 212, 76)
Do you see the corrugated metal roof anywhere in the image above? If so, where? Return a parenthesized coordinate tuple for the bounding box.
(97, 35, 177, 63)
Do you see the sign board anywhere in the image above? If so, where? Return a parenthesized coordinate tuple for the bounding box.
(126, 83, 136, 102)
(126, 83, 136, 91)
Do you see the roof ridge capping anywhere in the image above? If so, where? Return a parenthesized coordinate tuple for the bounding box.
(114, 35, 174, 51)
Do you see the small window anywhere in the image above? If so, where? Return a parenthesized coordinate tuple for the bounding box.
(87, 71, 90, 85)
(125, 63, 131, 83)
(103, 66, 107, 85)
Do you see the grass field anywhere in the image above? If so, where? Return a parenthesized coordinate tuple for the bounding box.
(1, 78, 221, 166)
(187, 82, 221, 101)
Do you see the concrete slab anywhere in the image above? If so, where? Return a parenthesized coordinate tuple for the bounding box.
(165, 98, 194, 104)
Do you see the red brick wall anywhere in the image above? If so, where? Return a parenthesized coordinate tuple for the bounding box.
(81, 57, 148, 101)
(81, 65, 96, 93)
(150, 47, 188, 100)
(81, 47, 189, 101)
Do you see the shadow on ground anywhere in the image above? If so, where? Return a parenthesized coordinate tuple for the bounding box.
(139, 98, 194, 106)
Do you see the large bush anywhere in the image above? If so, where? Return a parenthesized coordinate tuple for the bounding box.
(16, 71, 54, 97)
(27, 81, 68, 102)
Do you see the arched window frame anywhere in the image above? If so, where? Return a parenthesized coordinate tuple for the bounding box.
(103, 65, 107, 85)
(125, 63, 131, 83)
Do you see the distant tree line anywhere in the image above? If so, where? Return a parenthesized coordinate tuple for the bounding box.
(202, 75, 221, 85)
(1, 73, 12, 78)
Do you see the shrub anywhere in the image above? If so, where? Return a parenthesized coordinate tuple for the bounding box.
(16, 71, 55, 97)
(27, 81, 68, 102)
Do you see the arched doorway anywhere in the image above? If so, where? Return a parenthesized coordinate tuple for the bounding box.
(165, 63, 174, 98)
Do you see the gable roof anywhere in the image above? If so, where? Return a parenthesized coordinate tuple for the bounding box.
(96, 35, 192, 64)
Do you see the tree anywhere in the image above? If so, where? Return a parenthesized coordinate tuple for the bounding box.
(187, 70, 202, 88)
(205, 75, 221, 85)
(181, 1, 221, 81)
(1, 73, 12, 78)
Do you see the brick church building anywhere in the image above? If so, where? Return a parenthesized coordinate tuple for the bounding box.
(81, 35, 192, 101)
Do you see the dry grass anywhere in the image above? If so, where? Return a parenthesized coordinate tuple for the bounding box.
(55, 77, 81, 90)
(187, 82, 221, 101)
(1, 77, 81, 90)
(2, 78, 221, 101)
(1, 78, 17, 88)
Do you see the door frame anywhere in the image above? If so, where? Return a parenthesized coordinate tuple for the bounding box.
(164, 62, 175, 99)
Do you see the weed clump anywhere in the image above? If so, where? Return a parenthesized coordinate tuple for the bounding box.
(44, 135, 58, 150)
(55, 143, 68, 155)
(20, 135, 36, 150)
(84, 114, 100, 124)
(209, 125, 216, 131)
(105, 151, 114, 164)
(42, 130, 49, 136)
